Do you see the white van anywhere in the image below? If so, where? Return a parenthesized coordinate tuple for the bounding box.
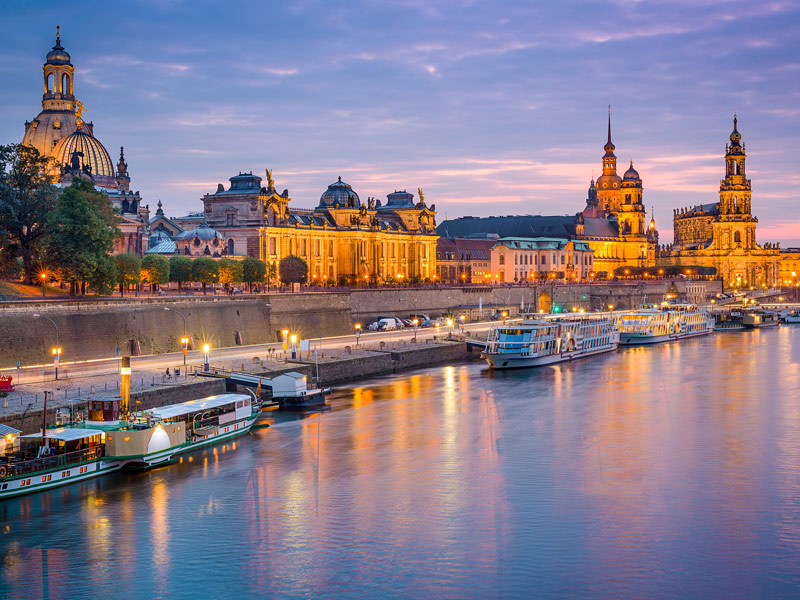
(378, 318, 400, 331)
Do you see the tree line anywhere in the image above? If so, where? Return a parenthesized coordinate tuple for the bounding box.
(0, 144, 312, 296)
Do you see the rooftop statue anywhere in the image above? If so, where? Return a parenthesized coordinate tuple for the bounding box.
(265, 168, 275, 190)
(417, 188, 425, 205)
(75, 100, 85, 128)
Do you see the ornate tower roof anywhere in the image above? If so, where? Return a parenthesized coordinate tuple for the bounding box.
(603, 106, 615, 156)
(46, 26, 71, 66)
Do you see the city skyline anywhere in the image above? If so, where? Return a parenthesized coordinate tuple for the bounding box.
(1, 0, 798, 243)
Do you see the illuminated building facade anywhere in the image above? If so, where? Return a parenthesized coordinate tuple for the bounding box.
(657, 116, 780, 288)
(200, 172, 438, 283)
(489, 238, 594, 282)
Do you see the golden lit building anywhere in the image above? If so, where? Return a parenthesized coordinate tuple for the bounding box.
(657, 116, 780, 288)
(199, 171, 437, 283)
(777, 248, 800, 287)
(437, 110, 658, 277)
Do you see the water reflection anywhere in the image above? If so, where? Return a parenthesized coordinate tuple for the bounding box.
(2, 327, 800, 598)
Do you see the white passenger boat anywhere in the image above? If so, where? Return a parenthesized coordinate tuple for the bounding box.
(0, 428, 121, 499)
(1, 392, 261, 499)
(481, 314, 619, 370)
(616, 305, 714, 345)
(783, 310, 800, 324)
(111, 392, 262, 468)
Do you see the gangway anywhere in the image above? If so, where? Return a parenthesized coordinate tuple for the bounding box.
(195, 368, 273, 390)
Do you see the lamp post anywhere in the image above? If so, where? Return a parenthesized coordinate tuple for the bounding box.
(412, 318, 418, 341)
(202, 344, 210, 372)
(354, 323, 361, 347)
(40, 272, 47, 298)
(447, 318, 453, 337)
(459, 314, 465, 334)
(164, 307, 188, 365)
(33, 314, 59, 380)
(290, 334, 297, 359)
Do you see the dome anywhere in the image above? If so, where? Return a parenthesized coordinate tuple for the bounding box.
(173, 222, 225, 242)
(623, 161, 640, 180)
(595, 173, 621, 190)
(319, 176, 360, 209)
(52, 128, 116, 186)
(46, 34, 71, 66)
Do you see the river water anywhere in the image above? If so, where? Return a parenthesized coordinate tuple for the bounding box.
(2, 326, 800, 599)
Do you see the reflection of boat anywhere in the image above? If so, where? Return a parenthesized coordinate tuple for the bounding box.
(743, 310, 780, 328)
(0, 428, 121, 500)
(616, 305, 714, 345)
(481, 314, 619, 370)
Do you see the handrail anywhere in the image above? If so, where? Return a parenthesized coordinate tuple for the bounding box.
(1, 447, 102, 479)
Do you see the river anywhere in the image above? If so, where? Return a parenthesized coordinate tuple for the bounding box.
(2, 326, 800, 599)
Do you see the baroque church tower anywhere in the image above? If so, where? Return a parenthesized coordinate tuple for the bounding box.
(594, 108, 622, 214)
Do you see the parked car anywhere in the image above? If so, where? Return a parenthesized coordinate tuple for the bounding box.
(377, 317, 402, 331)
(419, 319, 435, 328)
(410, 314, 431, 323)
(400, 319, 414, 328)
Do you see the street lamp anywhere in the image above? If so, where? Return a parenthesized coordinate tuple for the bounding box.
(290, 334, 297, 359)
(412, 318, 418, 341)
(202, 344, 210, 372)
(354, 323, 362, 347)
(447, 318, 453, 336)
(164, 307, 188, 365)
(33, 313, 59, 380)
(40, 272, 47, 298)
(459, 314, 465, 333)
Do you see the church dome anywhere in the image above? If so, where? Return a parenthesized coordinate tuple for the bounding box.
(52, 128, 116, 186)
(623, 161, 640, 180)
(319, 176, 360, 208)
(595, 173, 621, 190)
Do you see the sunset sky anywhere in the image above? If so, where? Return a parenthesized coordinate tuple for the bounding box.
(1, 0, 798, 243)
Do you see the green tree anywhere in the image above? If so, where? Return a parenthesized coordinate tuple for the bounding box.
(88, 256, 117, 296)
(115, 253, 141, 297)
(169, 255, 192, 293)
(266, 261, 278, 291)
(0, 144, 59, 283)
(218, 257, 243, 286)
(242, 256, 266, 292)
(45, 179, 120, 295)
(279, 255, 308, 286)
(191, 256, 219, 295)
(141, 254, 170, 294)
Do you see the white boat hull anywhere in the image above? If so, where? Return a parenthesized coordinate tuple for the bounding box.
(482, 342, 618, 370)
(0, 460, 122, 500)
(124, 412, 260, 468)
(620, 328, 713, 345)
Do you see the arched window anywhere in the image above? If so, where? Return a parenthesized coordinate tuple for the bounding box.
(267, 205, 276, 226)
(62, 74, 70, 95)
(46, 73, 54, 93)
(734, 231, 741, 244)
(499, 254, 505, 265)
(228, 239, 235, 255)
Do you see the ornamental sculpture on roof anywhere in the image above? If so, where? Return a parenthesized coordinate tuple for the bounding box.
(265, 168, 275, 190)
(417, 188, 425, 205)
(75, 100, 85, 128)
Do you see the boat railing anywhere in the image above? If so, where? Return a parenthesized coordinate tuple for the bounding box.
(0, 446, 104, 479)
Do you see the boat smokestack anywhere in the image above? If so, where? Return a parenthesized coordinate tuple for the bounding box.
(120, 356, 131, 415)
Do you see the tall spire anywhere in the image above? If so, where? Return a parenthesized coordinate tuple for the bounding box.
(56, 25, 60, 45)
(603, 105, 615, 156)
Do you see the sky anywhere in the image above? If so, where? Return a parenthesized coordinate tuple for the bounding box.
(1, 0, 798, 244)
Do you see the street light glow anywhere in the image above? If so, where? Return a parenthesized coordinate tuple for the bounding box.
(202, 344, 210, 353)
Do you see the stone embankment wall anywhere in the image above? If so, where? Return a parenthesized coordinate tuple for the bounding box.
(0, 280, 720, 367)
